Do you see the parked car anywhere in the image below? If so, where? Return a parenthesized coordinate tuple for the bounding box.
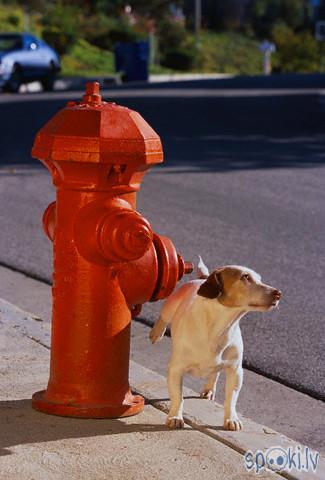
(0, 33, 60, 93)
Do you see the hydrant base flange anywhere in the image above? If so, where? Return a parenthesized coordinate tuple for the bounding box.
(32, 390, 144, 419)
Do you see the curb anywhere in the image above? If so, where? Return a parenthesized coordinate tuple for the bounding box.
(149, 73, 234, 83)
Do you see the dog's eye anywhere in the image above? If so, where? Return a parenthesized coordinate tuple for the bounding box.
(242, 274, 251, 282)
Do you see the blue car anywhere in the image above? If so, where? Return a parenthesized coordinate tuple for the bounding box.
(0, 32, 60, 92)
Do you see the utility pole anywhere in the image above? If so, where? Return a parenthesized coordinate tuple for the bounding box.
(195, 0, 201, 49)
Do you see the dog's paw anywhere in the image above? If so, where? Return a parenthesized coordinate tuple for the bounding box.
(224, 418, 243, 431)
(200, 389, 215, 401)
(166, 416, 184, 429)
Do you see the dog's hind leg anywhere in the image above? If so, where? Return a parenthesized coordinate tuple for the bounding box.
(200, 371, 220, 401)
(149, 285, 186, 344)
(149, 316, 168, 344)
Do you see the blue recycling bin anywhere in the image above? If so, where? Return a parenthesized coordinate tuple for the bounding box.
(114, 41, 150, 82)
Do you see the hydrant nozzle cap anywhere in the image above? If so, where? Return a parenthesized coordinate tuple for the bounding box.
(98, 210, 153, 262)
(82, 81, 102, 105)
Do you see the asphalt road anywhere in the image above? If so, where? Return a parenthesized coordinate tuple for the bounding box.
(0, 76, 324, 400)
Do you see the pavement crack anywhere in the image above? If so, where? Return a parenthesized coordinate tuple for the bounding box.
(26, 335, 50, 350)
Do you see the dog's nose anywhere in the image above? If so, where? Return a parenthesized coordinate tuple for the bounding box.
(273, 289, 282, 300)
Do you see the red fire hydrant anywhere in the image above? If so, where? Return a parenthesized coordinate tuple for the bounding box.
(31, 82, 192, 418)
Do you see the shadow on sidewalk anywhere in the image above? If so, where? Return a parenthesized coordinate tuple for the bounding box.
(0, 398, 179, 457)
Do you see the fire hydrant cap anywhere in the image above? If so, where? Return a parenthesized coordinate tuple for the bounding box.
(32, 82, 163, 165)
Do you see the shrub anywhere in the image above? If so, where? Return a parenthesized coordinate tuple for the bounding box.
(42, 29, 75, 55)
(197, 31, 262, 74)
(0, 5, 24, 32)
(83, 15, 146, 51)
(157, 17, 196, 70)
(42, 4, 81, 54)
(272, 24, 320, 73)
(163, 48, 196, 71)
(61, 39, 114, 77)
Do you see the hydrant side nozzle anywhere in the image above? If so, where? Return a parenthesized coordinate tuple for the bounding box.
(98, 209, 153, 262)
(73, 200, 153, 265)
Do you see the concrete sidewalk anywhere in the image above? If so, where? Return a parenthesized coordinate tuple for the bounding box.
(0, 298, 324, 480)
(1, 265, 324, 451)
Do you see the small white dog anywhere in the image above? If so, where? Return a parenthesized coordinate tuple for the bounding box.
(150, 257, 281, 431)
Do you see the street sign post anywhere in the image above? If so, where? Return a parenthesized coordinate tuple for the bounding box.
(259, 40, 276, 75)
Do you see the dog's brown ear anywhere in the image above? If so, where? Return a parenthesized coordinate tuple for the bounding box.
(197, 271, 223, 299)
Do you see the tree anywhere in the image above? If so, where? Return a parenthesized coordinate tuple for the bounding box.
(184, 0, 253, 31)
(250, 0, 309, 37)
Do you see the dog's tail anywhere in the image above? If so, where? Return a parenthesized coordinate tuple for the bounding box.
(149, 316, 167, 344)
(196, 255, 209, 279)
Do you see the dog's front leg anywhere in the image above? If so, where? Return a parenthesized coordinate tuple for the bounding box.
(223, 366, 243, 431)
(166, 363, 184, 429)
